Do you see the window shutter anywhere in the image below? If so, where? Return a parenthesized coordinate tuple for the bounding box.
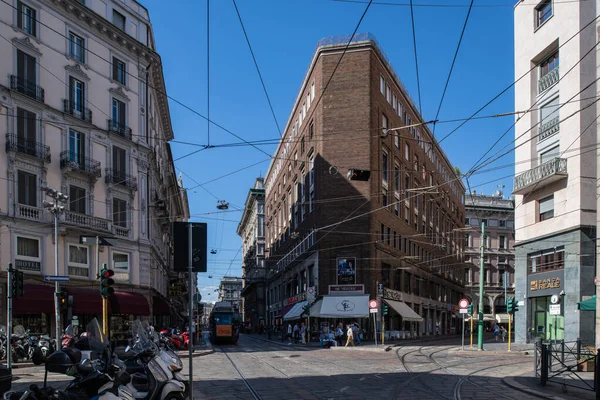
(30, 8, 36, 37)
(27, 172, 36, 206)
(112, 57, 118, 81)
(539, 196, 554, 214)
(541, 97, 559, 122)
(16, 1, 23, 29)
(119, 100, 126, 125)
(17, 108, 25, 141)
(25, 109, 35, 142)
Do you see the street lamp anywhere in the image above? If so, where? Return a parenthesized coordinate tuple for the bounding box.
(379, 120, 436, 139)
(41, 185, 68, 344)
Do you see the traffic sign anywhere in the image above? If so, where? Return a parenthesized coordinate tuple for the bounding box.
(550, 294, 559, 304)
(459, 308, 468, 314)
(549, 304, 561, 315)
(370, 308, 378, 313)
(459, 298, 469, 309)
(369, 299, 379, 309)
(44, 275, 70, 283)
(79, 236, 116, 246)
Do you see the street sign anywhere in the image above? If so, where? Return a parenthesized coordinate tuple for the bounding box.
(459, 308, 468, 314)
(369, 299, 379, 309)
(44, 275, 70, 283)
(550, 294, 559, 304)
(459, 298, 469, 309)
(549, 304, 561, 315)
(370, 308, 378, 313)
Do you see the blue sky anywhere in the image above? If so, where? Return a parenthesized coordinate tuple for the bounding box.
(143, 0, 520, 302)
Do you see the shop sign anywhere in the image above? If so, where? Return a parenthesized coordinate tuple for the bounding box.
(527, 269, 564, 296)
(284, 295, 298, 306)
(328, 284, 364, 294)
(337, 257, 356, 284)
(383, 288, 403, 301)
(15, 260, 41, 271)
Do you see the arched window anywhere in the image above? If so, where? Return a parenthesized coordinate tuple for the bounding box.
(494, 296, 506, 313)
(483, 297, 491, 314)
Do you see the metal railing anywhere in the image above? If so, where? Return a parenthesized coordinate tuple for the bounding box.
(5, 133, 51, 163)
(60, 151, 101, 178)
(63, 210, 111, 232)
(539, 116, 560, 142)
(514, 157, 567, 193)
(15, 204, 42, 221)
(10, 75, 44, 102)
(538, 66, 559, 93)
(113, 225, 130, 238)
(105, 169, 138, 190)
(63, 99, 92, 122)
(107, 119, 132, 140)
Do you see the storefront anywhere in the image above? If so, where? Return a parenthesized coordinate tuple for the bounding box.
(152, 295, 172, 329)
(109, 292, 150, 344)
(307, 294, 370, 337)
(527, 269, 564, 342)
(12, 284, 54, 336)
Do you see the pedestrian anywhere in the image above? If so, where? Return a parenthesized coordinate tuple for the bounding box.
(352, 323, 360, 345)
(336, 324, 344, 346)
(500, 325, 507, 342)
(287, 323, 293, 345)
(293, 323, 299, 343)
(493, 324, 500, 342)
(300, 322, 307, 344)
(345, 324, 355, 347)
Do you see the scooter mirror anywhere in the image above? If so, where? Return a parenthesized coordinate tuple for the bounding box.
(125, 345, 131, 353)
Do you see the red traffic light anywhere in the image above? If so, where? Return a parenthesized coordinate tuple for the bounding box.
(101, 269, 115, 279)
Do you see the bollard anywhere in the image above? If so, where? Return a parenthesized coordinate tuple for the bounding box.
(577, 338, 581, 361)
(561, 340, 565, 364)
(595, 348, 600, 399)
(534, 338, 541, 377)
(541, 343, 548, 386)
(548, 342, 553, 373)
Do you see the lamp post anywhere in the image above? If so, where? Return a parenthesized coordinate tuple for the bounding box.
(41, 185, 68, 344)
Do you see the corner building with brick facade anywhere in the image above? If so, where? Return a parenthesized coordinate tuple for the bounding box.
(264, 34, 467, 339)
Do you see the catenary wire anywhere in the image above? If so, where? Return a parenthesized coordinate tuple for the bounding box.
(408, 0, 422, 115)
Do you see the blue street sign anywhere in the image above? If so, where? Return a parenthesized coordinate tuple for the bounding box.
(44, 275, 70, 283)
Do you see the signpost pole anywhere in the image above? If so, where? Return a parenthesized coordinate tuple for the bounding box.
(470, 316, 473, 347)
(478, 221, 485, 351)
(462, 314, 465, 351)
(373, 312, 377, 347)
(7, 263, 12, 370)
(382, 316, 385, 346)
(187, 223, 194, 400)
(508, 313, 512, 352)
(53, 212, 61, 346)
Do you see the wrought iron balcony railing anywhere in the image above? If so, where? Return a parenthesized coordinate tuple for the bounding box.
(5, 133, 51, 163)
(107, 119, 132, 140)
(63, 210, 112, 232)
(513, 157, 567, 194)
(60, 151, 101, 178)
(63, 99, 92, 123)
(538, 66, 559, 94)
(105, 168, 138, 190)
(538, 116, 560, 142)
(10, 75, 44, 102)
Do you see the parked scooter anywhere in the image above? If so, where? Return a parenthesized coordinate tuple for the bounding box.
(61, 324, 79, 349)
(32, 334, 56, 366)
(0, 326, 7, 361)
(10, 325, 30, 362)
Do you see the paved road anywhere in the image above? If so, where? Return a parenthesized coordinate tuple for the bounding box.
(8, 335, 584, 399)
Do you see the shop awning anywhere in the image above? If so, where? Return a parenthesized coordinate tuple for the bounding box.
(578, 296, 596, 311)
(13, 284, 54, 314)
(495, 313, 511, 324)
(153, 296, 171, 316)
(283, 301, 308, 320)
(308, 299, 323, 318)
(318, 295, 369, 318)
(68, 288, 104, 314)
(274, 303, 295, 318)
(383, 299, 423, 322)
(110, 292, 150, 316)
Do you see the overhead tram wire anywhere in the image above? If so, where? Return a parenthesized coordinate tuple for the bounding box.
(431, 0, 474, 137)
(330, 0, 591, 8)
(232, 0, 282, 137)
(207, 0, 211, 147)
(409, 0, 423, 115)
(437, 12, 600, 145)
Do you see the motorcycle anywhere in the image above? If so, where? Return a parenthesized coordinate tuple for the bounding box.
(61, 325, 79, 349)
(32, 334, 55, 366)
(159, 330, 189, 351)
(0, 326, 7, 361)
(10, 325, 29, 362)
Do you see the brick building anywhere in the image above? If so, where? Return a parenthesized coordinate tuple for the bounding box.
(264, 34, 467, 338)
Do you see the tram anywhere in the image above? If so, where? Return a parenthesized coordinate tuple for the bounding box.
(209, 301, 240, 344)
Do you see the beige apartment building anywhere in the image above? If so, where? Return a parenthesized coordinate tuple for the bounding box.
(513, 0, 596, 344)
(0, 0, 191, 338)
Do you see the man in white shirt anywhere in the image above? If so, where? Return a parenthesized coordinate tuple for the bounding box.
(287, 323, 293, 345)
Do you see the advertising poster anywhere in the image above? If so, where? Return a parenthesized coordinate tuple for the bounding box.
(337, 257, 356, 284)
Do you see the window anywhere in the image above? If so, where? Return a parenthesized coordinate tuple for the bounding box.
(535, 0, 552, 27)
(68, 130, 85, 165)
(17, 170, 36, 206)
(539, 195, 554, 221)
(539, 97, 559, 140)
(484, 268, 490, 283)
(69, 77, 85, 115)
(386, 85, 391, 103)
(499, 220, 506, 228)
(499, 269, 506, 287)
(464, 269, 470, 283)
(69, 185, 86, 214)
(387, 227, 391, 246)
(112, 146, 127, 177)
(16, 107, 36, 144)
(382, 151, 388, 182)
(380, 224, 385, 242)
(540, 146, 559, 165)
(540, 51, 558, 82)
(394, 165, 400, 193)
(300, 136, 305, 154)
(381, 113, 388, 136)
(113, 198, 127, 227)
(382, 188, 388, 207)
(392, 95, 397, 111)
(465, 234, 470, 247)
(380, 75, 385, 94)
(69, 32, 85, 63)
(309, 120, 314, 140)
(17, 236, 39, 259)
(394, 195, 400, 217)
(528, 247, 564, 274)
(112, 252, 130, 281)
(404, 143, 410, 161)
(465, 217, 470, 225)
(311, 82, 315, 101)
(112, 9, 126, 30)
(404, 174, 410, 199)
(17, 1, 36, 37)
(405, 205, 410, 224)
(16, 49, 36, 88)
(68, 245, 89, 277)
(112, 57, 126, 85)
(499, 256, 507, 264)
(112, 98, 126, 126)
(482, 219, 488, 226)
(499, 235, 506, 249)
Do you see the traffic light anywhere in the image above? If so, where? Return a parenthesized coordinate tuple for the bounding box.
(347, 169, 371, 181)
(383, 305, 389, 316)
(58, 291, 68, 310)
(11, 270, 24, 298)
(467, 303, 473, 315)
(302, 304, 311, 317)
(507, 297, 518, 314)
(100, 266, 115, 297)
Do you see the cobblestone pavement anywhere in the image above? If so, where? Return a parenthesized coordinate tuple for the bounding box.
(8, 335, 590, 399)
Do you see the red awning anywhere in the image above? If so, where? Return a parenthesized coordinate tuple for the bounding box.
(152, 296, 170, 316)
(274, 303, 295, 318)
(13, 284, 54, 314)
(68, 288, 105, 315)
(110, 292, 150, 316)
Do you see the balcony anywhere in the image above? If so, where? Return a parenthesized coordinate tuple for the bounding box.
(10, 75, 45, 102)
(105, 169, 138, 190)
(60, 151, 101, 179)
(113, 225, 131, 238)
(107, 119, 132, 140)
(63, 210, 112, 233)
(513, 157, 567, 195)
(538, 116, 559, 142)
(15, 204, 42, 221)
(538, 66, 559, 94)
(5, 134, 51, 163)
(63, 100, 92, 123)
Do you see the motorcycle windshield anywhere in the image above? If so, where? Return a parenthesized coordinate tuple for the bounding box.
(13, 325, 25, 336)
(64, 324, 78, 337)
(85, 318, 110, 362)
(132, 320, 157, 355)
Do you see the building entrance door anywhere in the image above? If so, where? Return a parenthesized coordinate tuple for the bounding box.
(534, 310, 547, 340)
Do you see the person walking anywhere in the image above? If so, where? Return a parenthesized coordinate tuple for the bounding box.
(345, 324, 355, 347)
(293, 323, 300, 343)
(300, 322, 307, 344)
(500, 325, 507, 342)
(336, 324, 344, 346)
(493, 324, 500, 342)
(287, 323, 293, 345)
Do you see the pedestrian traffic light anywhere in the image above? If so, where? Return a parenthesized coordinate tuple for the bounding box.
(100, 266, 115, 297)
(11, 270, 24, 298)
(347, 169, 371, 181)
(467, 303, 473, 315)
(58, 291, 68, 310)
(383, 305, 389, 315)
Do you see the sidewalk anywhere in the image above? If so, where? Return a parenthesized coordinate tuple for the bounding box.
(504, 374, 597, 400)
